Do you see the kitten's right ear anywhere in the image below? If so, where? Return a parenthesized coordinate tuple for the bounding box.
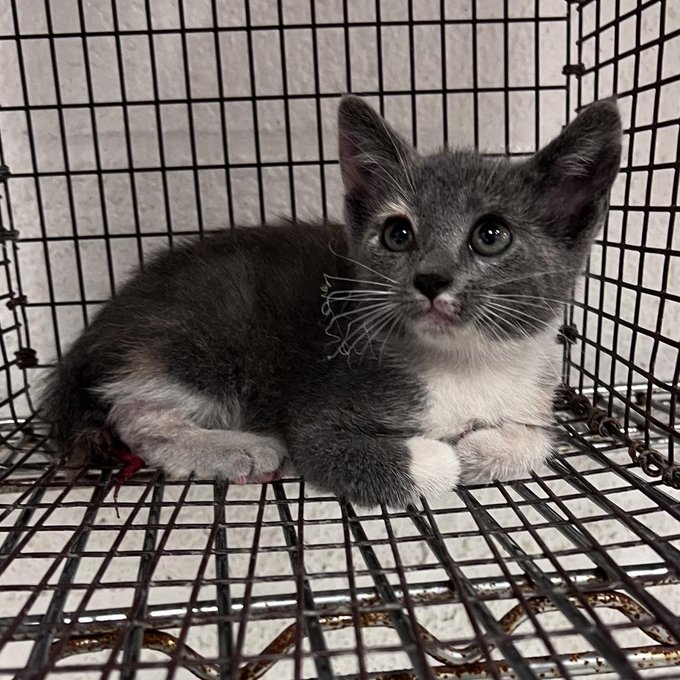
(525, 99, 622, 239)
(338, 95, 415, 197)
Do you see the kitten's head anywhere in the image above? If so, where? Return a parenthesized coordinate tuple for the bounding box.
(335, 95, 621, 353)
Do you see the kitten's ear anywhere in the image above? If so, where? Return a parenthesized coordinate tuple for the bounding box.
(526, 99, 622, 238)
(338, 95, 415, 197)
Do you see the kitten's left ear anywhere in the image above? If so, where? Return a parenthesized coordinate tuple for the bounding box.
(338, 95, 416, 198)
(526, 99, 622, 238)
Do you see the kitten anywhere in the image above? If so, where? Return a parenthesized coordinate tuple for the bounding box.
(41, 96, 621, 507)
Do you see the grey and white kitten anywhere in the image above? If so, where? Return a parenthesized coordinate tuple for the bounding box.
(41, 96, 621, 507)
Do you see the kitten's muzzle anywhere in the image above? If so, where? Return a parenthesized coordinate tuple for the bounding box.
(414, 294, 462, 325)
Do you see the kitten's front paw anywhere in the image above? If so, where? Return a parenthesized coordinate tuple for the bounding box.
(457, 422, 551, 485)
(407, 437, 461, 499)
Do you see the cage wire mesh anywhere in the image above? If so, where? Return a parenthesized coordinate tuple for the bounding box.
(0, 0, 678, 678)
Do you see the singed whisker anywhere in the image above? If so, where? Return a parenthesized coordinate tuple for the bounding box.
(361, 307, 401, 357)
(326, 300, 394, 339)
(345, 305, 397, 336)
(324, 301, 395, 328)
(328, 246, 398, 284)
(349, 307, 399, 359)
(324, 298, 397, 308)
(326, 310, 377, 359)
(324, 288, 397, 296)
(336, 306, 397, 359)
(324, 292, 397, 302)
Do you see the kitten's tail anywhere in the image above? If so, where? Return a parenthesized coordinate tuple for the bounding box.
(39, 360, 113, 469)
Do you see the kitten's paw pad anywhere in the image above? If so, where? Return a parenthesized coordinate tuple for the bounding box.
(252, 469, 284, 484)
(457, 423, 551, 484)
(407, 437, 460, 499)
(234, 468, 285, 485)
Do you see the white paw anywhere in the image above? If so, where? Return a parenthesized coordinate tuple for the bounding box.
(457, 423, 552, 485)
(407, 437, 461, 499)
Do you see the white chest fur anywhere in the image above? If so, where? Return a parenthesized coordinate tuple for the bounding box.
(416, 333, 560, 440)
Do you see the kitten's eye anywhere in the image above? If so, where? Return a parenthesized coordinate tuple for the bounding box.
(469, 216, 512, 256)
(382, 216, 415, 252)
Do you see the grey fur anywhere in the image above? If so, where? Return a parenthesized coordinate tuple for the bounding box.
(41, 96, 621, 507)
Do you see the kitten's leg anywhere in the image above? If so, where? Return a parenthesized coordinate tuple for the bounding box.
(113, 405, 286, 481)
(286, 428, 460, 508)
(456, 422, 552, 484)
(99, 373, 286, 482)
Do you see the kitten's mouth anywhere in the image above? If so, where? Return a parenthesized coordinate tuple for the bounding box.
(415, 300, 462, 326)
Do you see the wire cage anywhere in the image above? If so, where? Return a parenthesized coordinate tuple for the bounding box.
(0, 0, 678, 678)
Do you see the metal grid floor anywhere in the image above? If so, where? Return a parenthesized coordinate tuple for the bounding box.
(1, 387, 679, 679)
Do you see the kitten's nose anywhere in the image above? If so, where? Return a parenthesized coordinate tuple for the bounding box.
(413, 273, 452, 300)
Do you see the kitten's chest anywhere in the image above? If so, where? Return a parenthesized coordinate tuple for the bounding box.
(415, 363, 551, 440)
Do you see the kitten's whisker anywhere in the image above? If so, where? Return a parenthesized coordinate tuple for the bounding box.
(476, 293, 562, 313)
(325, 301, 395, 326)
(378, 313, 402, 362)
(324, 291, 397, 302)
(484, 301, 555, 333)
(327, 313, 389, 356)
(344, 306, 396, 342)
(358, 307, 401, 358)
(484, 306, 563, 380)
(324, 297, 397, 307)
(486, 307, 539, 348)
(485, 299, 555, 325)
(481, 268, 583, 288)
(474, 308, 507, 345)
(344, 306, 398, 358)
(362, 309, 400, 360)
(323, 274, 396, 289)
(330, 302, 397, 348)
(487, 309, 562, 380)
(478, 304, 531, 341)
(349, 312, 392, 359)
(324, 288, 397, 296)
(328, 246, 398, 284)
(481, 292, 572, 306)
(324, 302, 387, 338)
